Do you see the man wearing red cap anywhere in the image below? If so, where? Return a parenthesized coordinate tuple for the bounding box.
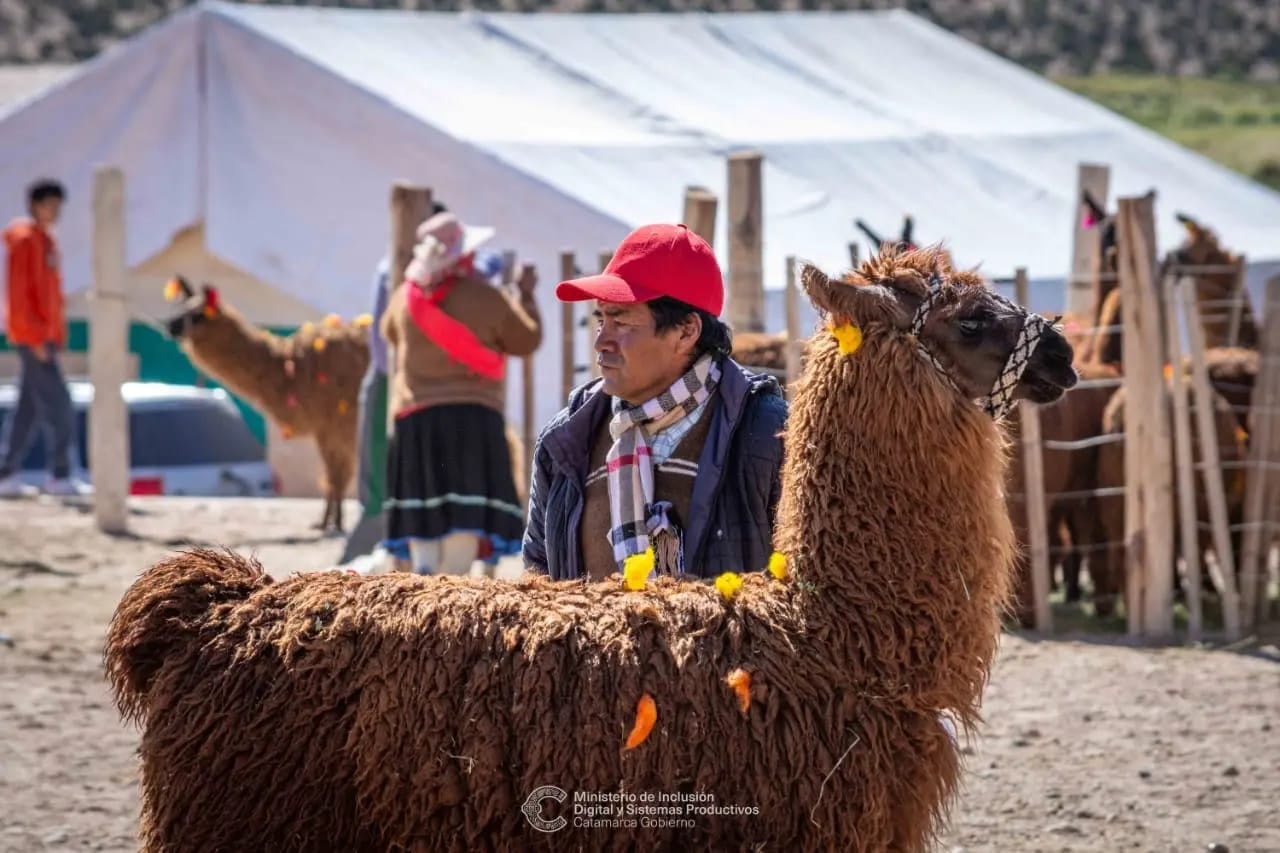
(523, 223, 787, 582)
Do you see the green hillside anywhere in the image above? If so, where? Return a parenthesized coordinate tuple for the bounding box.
(1059, 74, 1280, 190)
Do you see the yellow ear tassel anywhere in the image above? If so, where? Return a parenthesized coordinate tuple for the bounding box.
(830, 323, 862, 355)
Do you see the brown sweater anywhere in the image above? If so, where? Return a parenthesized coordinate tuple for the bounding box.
(579, 398, 716, 581)
(381, 274, 541, 417)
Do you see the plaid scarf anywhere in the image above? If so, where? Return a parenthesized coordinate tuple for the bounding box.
(606, 354, 720, 568)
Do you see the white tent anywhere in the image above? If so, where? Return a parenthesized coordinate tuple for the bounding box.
(3, 0, 1280, 433)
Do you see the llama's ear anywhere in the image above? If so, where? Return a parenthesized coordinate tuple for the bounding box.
(202, 284, 220, 313)
(1175, 211, 1201, 238)
(799, 262, 859, 318)
(164, 275, 194, 302)
(900, 215, 914, 247)
(854, 219, 886, 251)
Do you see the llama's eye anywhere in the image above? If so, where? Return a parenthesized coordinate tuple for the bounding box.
(957, 318, 983, 338)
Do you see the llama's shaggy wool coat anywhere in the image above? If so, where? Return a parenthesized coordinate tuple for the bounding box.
(107, 248, 1062, 852)
(170, 295, 369, 531)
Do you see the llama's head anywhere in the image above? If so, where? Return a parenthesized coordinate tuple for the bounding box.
(1080, 189, 1118, 274)
(799, 245, 1077, 416)
(162, 276, 228, 341)
(1172, 212, 1235, 269)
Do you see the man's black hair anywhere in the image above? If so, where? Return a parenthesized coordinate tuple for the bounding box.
(431, 201, 448, 216)
(27, 179, 66, 206)
(648, 295, 733, 362)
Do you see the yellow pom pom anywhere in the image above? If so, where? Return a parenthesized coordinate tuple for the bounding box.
(313, 337, 327, 352)
(353, 313, 373, 328)
(301, 321, 315, 334)
(623, 549, 655, 591)
(323, 313, 342, 328)
(715, 572, 743, 601)
(163, 279, 181, 302)
(830, 323, 862, 355)
(767, 551, 788, 580)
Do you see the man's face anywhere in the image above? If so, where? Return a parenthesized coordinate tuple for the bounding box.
(31, 197, 62, 228)
(592, 301, 700, 405)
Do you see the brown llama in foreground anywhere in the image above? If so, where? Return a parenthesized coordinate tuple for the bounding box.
(163, 277, 529, 537)
(104, 246, 1077, 852)
(163, 277, 369, 533)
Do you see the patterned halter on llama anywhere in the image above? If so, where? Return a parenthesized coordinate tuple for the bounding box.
(908, 272, 1052, 420)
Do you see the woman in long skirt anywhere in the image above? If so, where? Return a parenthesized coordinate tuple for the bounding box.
(380, 211, 541, 574)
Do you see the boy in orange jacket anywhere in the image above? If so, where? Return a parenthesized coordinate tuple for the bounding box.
(0, 178, 91, 497)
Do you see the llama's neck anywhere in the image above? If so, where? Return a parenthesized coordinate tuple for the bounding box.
(183, 312, 291, 421)
(774, 332, 1015, 707)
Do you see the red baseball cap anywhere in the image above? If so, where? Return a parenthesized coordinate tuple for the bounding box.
(555, 223, 724, 316)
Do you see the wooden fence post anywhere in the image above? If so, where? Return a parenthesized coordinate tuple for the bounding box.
(89, 166, 130, 533)
(387, 183, 432, 437)
(727, 151, 764, 332)
(1239, 275, 1280, 629)
(591, 249, 611, 380)
(1117, 193, 1174, 638)
(501, 249, 536, 489)
(1016, 267, 1053, 632)
(784, 256, 801, 392)
(1226, 254, 1248, 349)
(560, 251, 576, 403)
(682, 187, 718, 248)
(1163, 267, 1203, 640)
(1067, 162, 1111, 317)
(1181, 274, 1242, 640)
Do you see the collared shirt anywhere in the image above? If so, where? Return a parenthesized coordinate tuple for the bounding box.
(647, 401, 710, 465)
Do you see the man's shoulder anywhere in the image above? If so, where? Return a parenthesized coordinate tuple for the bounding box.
(3, 217, 40, 248)
(719, 360, 787, 448)
(739, 388, 788, 444)
(535, 378, 606, 452)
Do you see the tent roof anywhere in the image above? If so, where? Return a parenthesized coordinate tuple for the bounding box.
(217, 2, 1280, 281)
(4, 3, 1280, 429)
(3, 1, 1278, 313)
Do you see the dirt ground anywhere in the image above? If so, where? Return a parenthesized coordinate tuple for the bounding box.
(2, 497, 1278, 853)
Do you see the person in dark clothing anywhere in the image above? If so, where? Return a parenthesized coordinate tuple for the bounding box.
(524, 222, 787, 582)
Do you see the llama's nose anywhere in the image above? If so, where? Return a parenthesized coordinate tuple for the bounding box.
(1035, 329, 1078, 389)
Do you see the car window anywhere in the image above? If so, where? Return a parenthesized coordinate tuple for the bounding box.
(126, 402, 266, 467)
(0, 398, 264, 470)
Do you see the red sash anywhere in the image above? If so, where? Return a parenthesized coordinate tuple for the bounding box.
(404, 277, 506, 381)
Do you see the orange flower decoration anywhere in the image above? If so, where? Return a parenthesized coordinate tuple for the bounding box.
(725, 669, 751, 714)
(624, 693, 657, 750)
